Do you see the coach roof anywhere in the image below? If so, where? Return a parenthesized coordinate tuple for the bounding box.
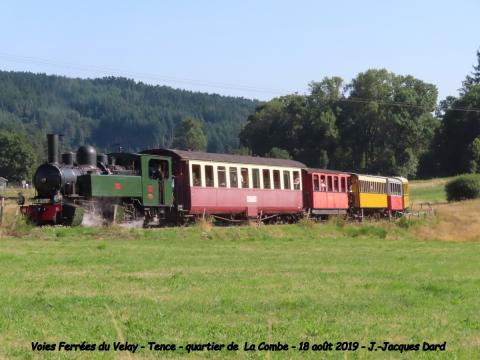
(141, 149, 306, 168)
(304, 168, 350, 175)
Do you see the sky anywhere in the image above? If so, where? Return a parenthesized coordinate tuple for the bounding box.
(0, 0, 478, 101)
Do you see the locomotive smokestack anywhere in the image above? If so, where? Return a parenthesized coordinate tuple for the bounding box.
(47, 134, 59, 164)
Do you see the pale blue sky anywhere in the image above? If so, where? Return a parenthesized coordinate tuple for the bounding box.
(0, 0, 478, 101)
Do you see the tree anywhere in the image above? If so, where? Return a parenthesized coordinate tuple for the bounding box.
(0, 130, 36, 182)
(461, 49, 480, 94)
(0, 71, 257, 156)
(468, 137, 480, 173)
(172, 117, 208, 151)
(240, 78, 343, 167)
(266, 147, 291, 159)
(339, 69, 438, 177)
(420, 49, 480, 177)
(429, 85, 480, 175)
(241, 71, 437, 177)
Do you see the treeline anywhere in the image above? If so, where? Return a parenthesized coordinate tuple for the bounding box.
(240, 51, 480, 178)
(0, 50, 479, 182)
(0, 71, 258, 160)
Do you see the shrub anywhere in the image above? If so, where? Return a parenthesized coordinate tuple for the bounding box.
(345, 225, 387, 239)
(297, 217, 315, 228)
(445, 174, 480, 202)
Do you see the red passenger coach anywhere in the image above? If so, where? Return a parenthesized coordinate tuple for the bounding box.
(142, 149, 305, 221)
(387, 177, 403, 211)
(302, 168, 351, 216)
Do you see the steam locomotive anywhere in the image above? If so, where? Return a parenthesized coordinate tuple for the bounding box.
(21, 134, 175, 226)
(21, 134, 409, 226)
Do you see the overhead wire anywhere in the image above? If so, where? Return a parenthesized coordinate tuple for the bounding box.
(0, 51, 479, 113)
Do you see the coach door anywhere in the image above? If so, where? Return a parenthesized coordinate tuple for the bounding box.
(141, 155, 173, 206)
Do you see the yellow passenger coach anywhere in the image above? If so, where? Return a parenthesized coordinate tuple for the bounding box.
(351, 174, 388, 208)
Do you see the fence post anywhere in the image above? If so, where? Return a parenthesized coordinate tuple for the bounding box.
(112, 204, 118, 225)
(0, 197, 4, 226)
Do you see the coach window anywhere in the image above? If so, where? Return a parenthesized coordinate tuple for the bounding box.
(217, 166, 227, 187)
(283, 170, 291, 190)
(229, 167, 238, 188)
(341, 177, 346, 192)
(192, 164, 202, 186)
(240, 168, 249, 188)
(327, 176, 333, 192)
(252, 168, 260, 188)
(263, 169, 271, 189)
(313, 175, 320, 192)
(334, 177, 339, 192)
(293, 171, 301, 190)
(273, 170, 281, 189)
(320, 175, 326, 191)
(205, 165, 214, 187)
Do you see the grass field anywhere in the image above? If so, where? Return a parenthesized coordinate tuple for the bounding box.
(1, 180, 479, 359)
(409, 177, 451, 204)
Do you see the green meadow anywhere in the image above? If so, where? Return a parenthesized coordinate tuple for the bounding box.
(1, 221, 480, 359)
(409, 178, 450, 204)
(0, 180, 479, 359)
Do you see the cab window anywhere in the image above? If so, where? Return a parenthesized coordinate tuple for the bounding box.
(149, 159, 169, 180)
